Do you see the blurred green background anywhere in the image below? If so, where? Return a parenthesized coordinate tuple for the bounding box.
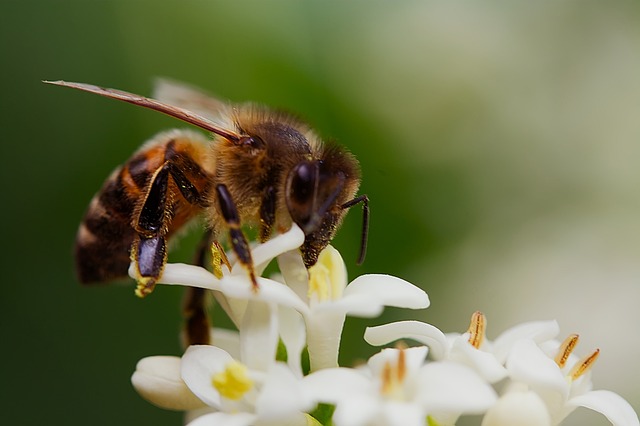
(2, 1, 639, 425)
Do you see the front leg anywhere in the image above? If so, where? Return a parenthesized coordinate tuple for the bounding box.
(215, 184, 259, 290)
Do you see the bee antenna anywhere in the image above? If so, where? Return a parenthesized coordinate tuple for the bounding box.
(43, 80, 242, 142)
(341, 195, 369, 265)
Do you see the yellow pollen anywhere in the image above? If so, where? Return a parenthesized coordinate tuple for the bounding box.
(308, 247, 343, 301)
(569, 348, 600, 380)
(554, 334, 579, 368)
(467, 311, 486, 349)
(212, 361, 253, 400)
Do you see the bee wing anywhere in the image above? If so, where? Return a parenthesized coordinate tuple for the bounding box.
(153, 77, 232, 127)
(44, 80, 241, 142)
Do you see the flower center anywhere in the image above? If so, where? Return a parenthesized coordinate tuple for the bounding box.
(380, 348, 407, 400)
(554, 334, 600, 380)
(307, 248, 343, 302)
(212, 361, 254, 400)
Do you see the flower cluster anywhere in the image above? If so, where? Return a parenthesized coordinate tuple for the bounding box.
(129, 225, 638, 426)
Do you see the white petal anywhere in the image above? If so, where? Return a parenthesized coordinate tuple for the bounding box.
(255, 363, 314, 420)
(364, 321, 448, 361)
(449, 337, 508, 383)
(481, 390, 551, 426)
(332, 393, 378, 426)
(250, 224, 305, 273)
(417, 361, 497, 414)
(313, 295, 384, 317)
(305, 310, 347, 371)
(278, 307, 306, 377)
(382, 401, 427, 426)
(131, 356, 206, 411)
(568, 390, 640, 426)
(302, 368, 373, 403)
(187, 412, 256, 426)
(343, 274, 430, 309)
(492, 320, 559, 364)
(240, 301, 278, 372)
(506, 340, 568, 402)
(181, 345, 235, 408)
(367, 347, 428, 376)
(210, 328, 241, 360)
(277, 250, 309, 302)
(219, 276, 310, 316)
(143, 262, 221, 290)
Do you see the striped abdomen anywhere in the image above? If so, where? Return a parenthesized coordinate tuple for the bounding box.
(75, 131, 210, 284)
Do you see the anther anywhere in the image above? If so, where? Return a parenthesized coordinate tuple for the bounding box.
(467, 311, 486, 349)
(569, 348, 600, 380)
(554, 334, 579, 368)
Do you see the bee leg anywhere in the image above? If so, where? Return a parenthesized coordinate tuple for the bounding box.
(340, 194, 370, 265)
(131, 234, 168, 297)
(132, 162, 173, 297)
(132, 146, 212, 297)
(215, 183, 259, 290)
(259, 186, 276, 242)
(180, 230, 213, 346)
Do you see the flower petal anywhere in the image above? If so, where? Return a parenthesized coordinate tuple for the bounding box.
(140, 262, 221, 290)
(331, 393, 378, 426)
(382, 401, 426, 426)
(209, 328, 241, 360)
(506, 339, 568, 410)
(492, 320, 559, 364)
(449, 337, 508, 383)
(181, 345, 235, 408)
(255, 363, 314, 420)
(131, 356, 206, 411)
(481, 390, 551, 426)
(277, 250, 309, 302)
(417, 361, 497, 414)
(343, 274, 430, 309)
(367, 347, 428, 377)
(219, 276, 310, 316)
(186, 412, 256, 426)
(240, 301, 278, 372)
(364, 321, 448, 361)
(248, 224, 305, 274)
(568, 390, 640, 426)
(302, 367, 373, 403)
(278, 307, 306, 377)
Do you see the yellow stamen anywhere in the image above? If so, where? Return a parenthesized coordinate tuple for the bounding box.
(467, 311, 486, 349)
(397, 346, 406, 383)
(381, 361, 394, 395)
(212, 361, 253, 400)
(554, 334, 579, 368)
(569, 348, 600, 380)
(380, 348, 408, 400)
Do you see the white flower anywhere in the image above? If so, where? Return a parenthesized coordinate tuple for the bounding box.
(303, 346, 497, 426)
(179, 345, 313, 426)
(278, 245, 430, 371)
(137, 224, 430, 373)
(501, 336, 639, 426)
(364, 312, 560, 384)
(132, 301, 313, 426)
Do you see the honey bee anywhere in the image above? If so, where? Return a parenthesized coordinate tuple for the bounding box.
(47, 79, 369, 307)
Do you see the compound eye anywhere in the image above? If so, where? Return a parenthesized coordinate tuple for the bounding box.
(290, 162, 317, 201)
(286, 161, 319, 231)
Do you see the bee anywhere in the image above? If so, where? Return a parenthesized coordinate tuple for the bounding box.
(47, 79, 369, 324)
